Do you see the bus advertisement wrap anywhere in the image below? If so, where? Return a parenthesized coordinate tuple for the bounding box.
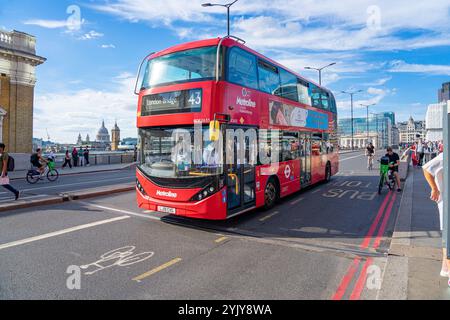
(269, 100, 329, 130)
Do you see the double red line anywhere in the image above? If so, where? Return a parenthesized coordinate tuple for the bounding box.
(332, 191, 397, 300)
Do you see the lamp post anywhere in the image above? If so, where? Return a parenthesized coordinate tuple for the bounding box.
(202, 0, 239, 36)
(341, 90, 363, 150)
(304, 63, 336, 86)
(360, 103, 376, 145)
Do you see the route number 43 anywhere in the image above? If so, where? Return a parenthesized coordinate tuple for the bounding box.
(188, 91, 201, 106)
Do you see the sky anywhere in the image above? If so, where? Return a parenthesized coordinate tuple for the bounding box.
(0, 0, 449, 143)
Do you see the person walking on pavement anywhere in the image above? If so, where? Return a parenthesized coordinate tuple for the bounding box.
(0, 143, 20, 200)
(422, 150, 449, 286)
(79, 147, 84, 166)
(83, 147, 90, 166)
(72, 147, 79, 167)
(62, 150, 72, 169)
(417, 139, 425, 167)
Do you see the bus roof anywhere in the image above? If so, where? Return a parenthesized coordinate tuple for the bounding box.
(148, 37, 333, 96)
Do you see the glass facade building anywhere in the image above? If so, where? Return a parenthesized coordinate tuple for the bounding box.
(338, 113, 393, 148)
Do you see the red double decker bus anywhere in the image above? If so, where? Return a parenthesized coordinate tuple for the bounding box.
(135, 36, 339, 220)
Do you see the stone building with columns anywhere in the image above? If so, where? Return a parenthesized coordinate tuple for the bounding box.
(0, 30, 46, 153)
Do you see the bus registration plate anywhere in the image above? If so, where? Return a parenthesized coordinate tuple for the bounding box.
(157, 206, 176, 214)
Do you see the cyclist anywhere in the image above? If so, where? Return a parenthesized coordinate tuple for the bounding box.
(30, 148, 48, 176)
(385, 146, 402, 192)
(366, 142, 375, 170)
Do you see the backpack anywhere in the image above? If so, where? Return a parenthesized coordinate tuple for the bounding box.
(30, 153, 39, 164)
(7, 155, 15, 172)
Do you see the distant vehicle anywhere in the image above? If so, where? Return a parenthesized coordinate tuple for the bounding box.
(134, 36, 339, 220)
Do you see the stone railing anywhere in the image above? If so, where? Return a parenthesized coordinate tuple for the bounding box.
(0, 31, 13, 47)
(399, 149, 412, 181)
(0, 30, 36, 54)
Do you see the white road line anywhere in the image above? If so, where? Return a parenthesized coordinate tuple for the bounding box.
(0, 216, 130, 251)
(87, 204, 162, 221)
(312, 188, 322, 194)
(290, 197, 304, 205)
(340, 154, 365, 162)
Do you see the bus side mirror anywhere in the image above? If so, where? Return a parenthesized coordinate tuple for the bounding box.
(209, 120, 220, 141)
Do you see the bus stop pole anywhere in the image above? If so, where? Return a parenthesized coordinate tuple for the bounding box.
(444, 101, 450, 259)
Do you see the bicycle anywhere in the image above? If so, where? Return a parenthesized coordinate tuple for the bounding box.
(378, 156, 396, 195)
(26, 159, 59, 184)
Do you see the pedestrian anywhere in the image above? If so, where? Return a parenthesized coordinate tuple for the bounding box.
(62, 150, 72, 169)
(422, 150, 449, 286)
(83, 147, 90, 166)
(411, 142, 418, 166)
(72, 147, 79, 167)
(0, 143, 20, 200)
(79, 147, 84, 166)
(417, 139, 425, 166)
(366, 142, 375, 170)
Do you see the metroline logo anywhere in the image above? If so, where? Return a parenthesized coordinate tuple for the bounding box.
(156, 190, 177, 198)
(236, 96, 256, 108)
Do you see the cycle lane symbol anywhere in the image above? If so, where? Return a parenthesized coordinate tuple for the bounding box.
(79, 246, 155, 276)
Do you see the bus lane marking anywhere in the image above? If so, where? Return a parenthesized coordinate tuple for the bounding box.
(332, 191, 396, 300)
(215, 236, 228, 243)
(259, 211, 279, 222)
(322, 180, 377, 201)
(132, 258, 182, 283)
(0, 216, 130, 251)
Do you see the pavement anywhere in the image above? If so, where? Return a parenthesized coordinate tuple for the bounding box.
(8, 162, 136, 180)
(378, 164, 450, 299)
(0, 164, 136, 211)
(0, 150, 446, 299)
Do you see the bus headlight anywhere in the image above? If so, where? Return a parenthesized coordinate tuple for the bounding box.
(190, 183, 218, 202)
(136, 179, 147, 196)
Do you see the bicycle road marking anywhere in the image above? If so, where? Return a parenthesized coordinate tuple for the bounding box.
(79, 246, 155, 276)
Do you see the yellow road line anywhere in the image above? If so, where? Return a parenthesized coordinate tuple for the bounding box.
(132, 258, 182, 282)
(259, 211, 279, 222)
(215, 236, 228, 243)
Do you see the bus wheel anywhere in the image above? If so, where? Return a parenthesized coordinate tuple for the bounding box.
(325, 163, 332, 183)
(264, 179, 278, 210)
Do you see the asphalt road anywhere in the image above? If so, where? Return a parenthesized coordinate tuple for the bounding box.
(0, 167, 135, 203)
(0, 150, 402, 300)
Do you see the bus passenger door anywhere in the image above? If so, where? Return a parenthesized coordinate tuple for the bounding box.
(226, 127, 256, 216)
(299, 133, 312, 187)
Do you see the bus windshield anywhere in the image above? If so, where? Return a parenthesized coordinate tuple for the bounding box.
(139, 127, 223, 179)
(141, 46, 217, 89)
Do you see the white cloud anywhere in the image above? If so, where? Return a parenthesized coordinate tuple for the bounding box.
(364, 76, 392, 86)
(388, 60, 450, 76)
(79, 30, 104, 40)
(23, 19, 70, 29)
(100, 44, 116, 49)
(92, 0, 450, 52)
(336, 87, 392, 113)
(34, 73, 137, 143)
